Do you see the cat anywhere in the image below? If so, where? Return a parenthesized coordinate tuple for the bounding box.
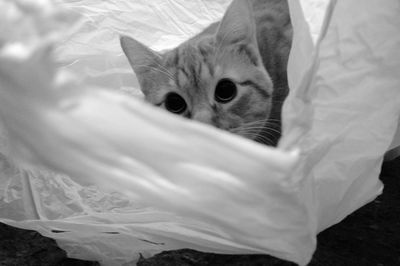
(120, 0, 292, 146)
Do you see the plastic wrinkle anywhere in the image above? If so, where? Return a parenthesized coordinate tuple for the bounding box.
(0, 0, 399, 266)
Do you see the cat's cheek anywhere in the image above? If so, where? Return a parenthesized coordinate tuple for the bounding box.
(226, 115, 245, 131)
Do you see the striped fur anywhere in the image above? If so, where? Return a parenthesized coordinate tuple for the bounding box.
(121, 0, 292, 146)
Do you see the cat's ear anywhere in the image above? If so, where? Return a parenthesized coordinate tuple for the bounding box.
(120, 35, 161, 77)
(216, 0, 256, 46)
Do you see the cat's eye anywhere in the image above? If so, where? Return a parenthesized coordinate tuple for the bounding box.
(164, 92, 187, 114)
(215, 79, 237, 103)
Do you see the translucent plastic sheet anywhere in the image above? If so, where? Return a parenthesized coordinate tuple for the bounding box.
(0, 0, 399, 265)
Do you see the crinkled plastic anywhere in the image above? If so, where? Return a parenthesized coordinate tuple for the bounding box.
(282, 0, 400, 231)
(0, 0, 399, 266)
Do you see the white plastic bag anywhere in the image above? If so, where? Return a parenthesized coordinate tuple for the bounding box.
(283, 0, 400, 231)
(0, 0, 399, 265)
(0, 1, 310, 265)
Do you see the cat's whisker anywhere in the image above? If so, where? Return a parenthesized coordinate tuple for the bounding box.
(263, 118, 282, 122)
(232, 128, 262, 138)
(238, 121, 268, 128)
(260, 131, 279, 140)
(230, 127, 256, 136)
(244, 118, 281, 124)
(269, 100, 286, 103)
(263, 121, 281, 125)
(243, 119, 269, 124)
(255, 134, 274, 146)
(238, 131, 257, 139)
(235, 125, 281, 145)
(238, 130, 271, 144)
(231, 124, 265, 133)
(237, 126, 265, 132)
(242, 128, 276, 139)
(241, 120, 282, 130)
(260, 127, 282, 135)
(238, 123, 272, 130)
(230, 118, 282, 145)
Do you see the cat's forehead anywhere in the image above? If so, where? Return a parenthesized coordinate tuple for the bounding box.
(164, 42, 213, 71)
(162, 42, 215, 89)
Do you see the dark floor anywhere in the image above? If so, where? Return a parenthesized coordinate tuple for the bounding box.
(0, 157, 399, 266)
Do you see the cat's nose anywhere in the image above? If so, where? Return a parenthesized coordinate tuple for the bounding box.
(192, 110, 213, 125)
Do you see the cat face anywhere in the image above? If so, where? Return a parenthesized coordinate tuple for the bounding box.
(121, 0, 273, 141)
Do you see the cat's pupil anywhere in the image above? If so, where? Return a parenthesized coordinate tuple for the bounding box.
(165, 93, 187, 114)
(215, 79, 237, 103)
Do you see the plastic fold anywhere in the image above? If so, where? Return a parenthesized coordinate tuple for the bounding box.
(0, 0, 399, 265)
